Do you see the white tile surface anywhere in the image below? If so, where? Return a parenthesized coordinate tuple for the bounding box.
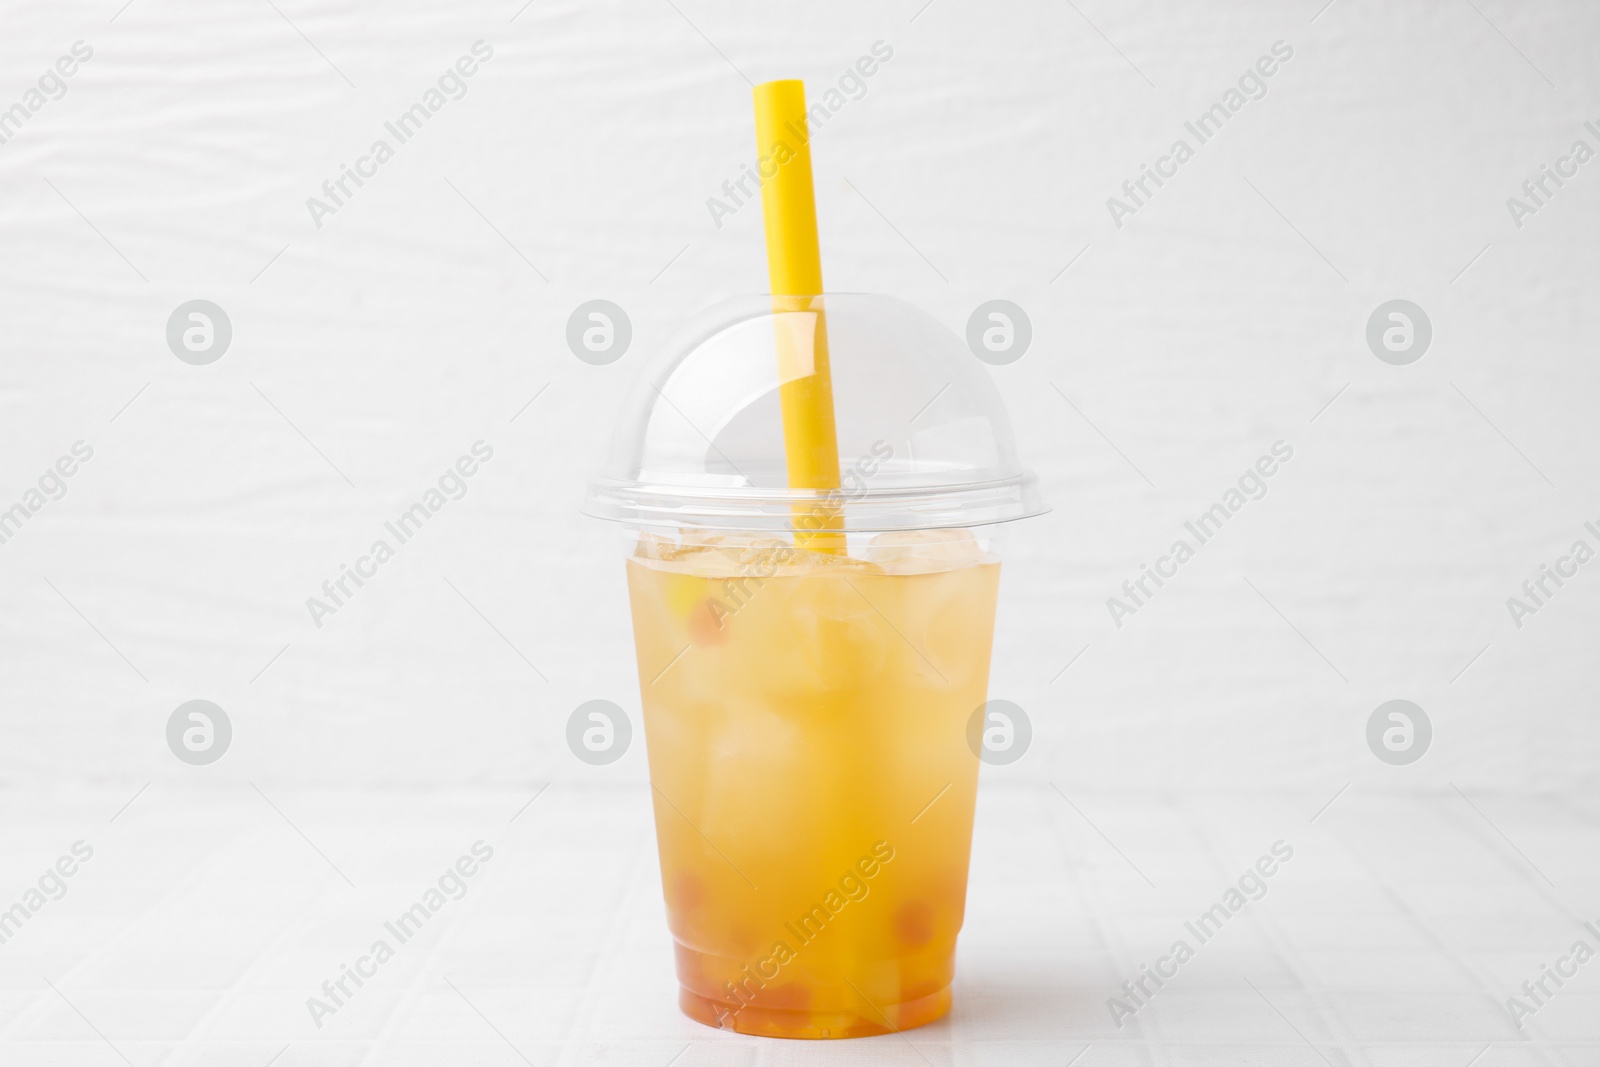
(2, 784, 1596, 1065)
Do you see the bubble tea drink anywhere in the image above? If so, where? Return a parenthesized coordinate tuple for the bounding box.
(584, 82, 1042, 1039)
(586, 290, 1042, 1037)
(628, 529, 998, 1036)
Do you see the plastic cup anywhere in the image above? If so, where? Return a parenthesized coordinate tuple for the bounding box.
(585, 294, 1044, 1038)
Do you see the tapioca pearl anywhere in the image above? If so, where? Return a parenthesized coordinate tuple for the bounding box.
(687, 599, 729, 645)
(668, 869, 706, 914)
(894, 900, 936, 947)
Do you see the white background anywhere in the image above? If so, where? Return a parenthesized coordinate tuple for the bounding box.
(2, 0, 1598, 1062)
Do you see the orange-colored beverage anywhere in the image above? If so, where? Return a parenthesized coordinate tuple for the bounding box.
(626, 531, 998, 1038)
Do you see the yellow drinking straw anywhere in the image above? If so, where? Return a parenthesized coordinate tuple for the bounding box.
(752, 79, 845, 553)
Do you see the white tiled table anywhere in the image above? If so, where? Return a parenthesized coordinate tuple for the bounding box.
(2, 783, 1595, 1065)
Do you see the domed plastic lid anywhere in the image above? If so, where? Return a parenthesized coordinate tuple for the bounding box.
(584, 294, 1046, 532)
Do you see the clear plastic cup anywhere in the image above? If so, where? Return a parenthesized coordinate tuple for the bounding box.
(584, 294, 1044, 1038)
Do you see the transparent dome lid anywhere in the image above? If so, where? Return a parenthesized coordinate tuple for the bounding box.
(584, 294, 1046, 532)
